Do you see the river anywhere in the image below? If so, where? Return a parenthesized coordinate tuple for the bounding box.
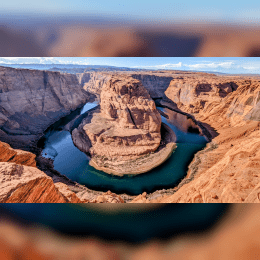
(41, 102, 207, 195)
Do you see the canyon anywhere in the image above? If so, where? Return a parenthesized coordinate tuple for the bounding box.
(0, 66, 92, 152)
(0, 65, 260, 203)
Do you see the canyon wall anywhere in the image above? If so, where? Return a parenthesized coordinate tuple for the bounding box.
(131, 73, 174, 98)
(79, 72, 111, 96)
(145, 76, 260, 203)
(0, 66, 91, 151)
(0, 141, 85, 203)
(164, 75, 240, 113)
(81, 71, 175, 98)
(2, 66, 260, 203)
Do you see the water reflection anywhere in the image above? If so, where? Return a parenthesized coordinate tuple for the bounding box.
(159, 107, 207, 143)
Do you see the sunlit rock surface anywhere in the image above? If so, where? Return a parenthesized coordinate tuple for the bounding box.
(73, 76, 176, 176)
(0, 141, 36, 167)
(149, 77, 260, 203)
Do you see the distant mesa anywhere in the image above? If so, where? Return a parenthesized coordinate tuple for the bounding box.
(72, 76, 176, 176)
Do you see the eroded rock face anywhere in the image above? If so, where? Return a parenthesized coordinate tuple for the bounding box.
(84, 76, 161, 158)
(0, 162, 69, 203)
(73, 76, 176, 176)
(0, 140, 85, 203)
(165, 75, 239, 113)
(0, 141, 36, 167)
(0, 66, 90, 151)
(131, 73, 173, 98)
(90, 191, 125, 203)
(81, 71, 175, 99)
(80, 72, 111, 96)
(148, 77, 260, 203)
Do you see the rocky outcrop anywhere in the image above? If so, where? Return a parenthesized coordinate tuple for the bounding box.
(131, 73, 173, 98)
(0, 138, 126, 203)
(80, 72, 111, 96)
(72, 76, 176, 176)
(81, 71, 174, 99)
(0, 162, 83, 203)
(0, 140, 85, 203)
(148, 77, 260, 203)
(89, 190, 125, 203)
(0, 66, 90, 151)
(165, 75, 240, 113)
(0, 141, 36, 167)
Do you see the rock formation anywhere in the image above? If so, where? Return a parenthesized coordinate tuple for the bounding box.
(0, 140, 85, 203)
(72, 76, 176, 176)
(131, 73, 173, 98)
(89, 190, 125, 203)
(3, 65, 260, 203)
(0, 140, 125, 203)
(141, 76, 260, 203)
(0, 141, 36, 167)
(81, 71, 175, 99)
(0, 162, 84, 203)
(165, 75, 239, 113)
(0, 66, 91, 151)
(79, 72, 111, 96)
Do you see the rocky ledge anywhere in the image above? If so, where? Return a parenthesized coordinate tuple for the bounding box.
(136, 76, 260, 203)
(72, 76, 176, 176)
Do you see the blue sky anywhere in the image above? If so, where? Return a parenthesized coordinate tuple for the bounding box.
(0, 57, 260, 74)
(1, 0, 260, 24)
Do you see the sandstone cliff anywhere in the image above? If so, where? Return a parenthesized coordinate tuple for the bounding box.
(0, 140, 85, 203)
(73, 76, 176, 176)
(0, 66, 90, 151)
(80, 71, 220, 102)
(165, 75, 240, 113)
(81, 71, 175, 99)
(131, 73, 173, 98)
(0, 141, 36, 167)
(145, 76, 260, 203)
(79, 72, 111, 96)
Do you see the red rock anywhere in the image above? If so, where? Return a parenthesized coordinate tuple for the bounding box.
(0, 141, 36, 167)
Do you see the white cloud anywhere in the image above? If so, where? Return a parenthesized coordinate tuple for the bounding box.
(240, 62, 260, 71)
(135, 62, 182, 69)
(0, 58, 259, 74)
(184, 61, 235, 69)
(0, 57, 90, 65)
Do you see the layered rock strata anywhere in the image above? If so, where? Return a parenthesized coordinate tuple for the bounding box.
(81, 71, 190, 99)
(0, 141, 36, 167)
(72, 76, 176, 176)
(137, 77, 260, 203)
(0, 66, 90, 151)
(0, 162, 69, 203)
(0, 140, 84, 203)
(164, 75, 240, 113)
(0, 140, 126, 203)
